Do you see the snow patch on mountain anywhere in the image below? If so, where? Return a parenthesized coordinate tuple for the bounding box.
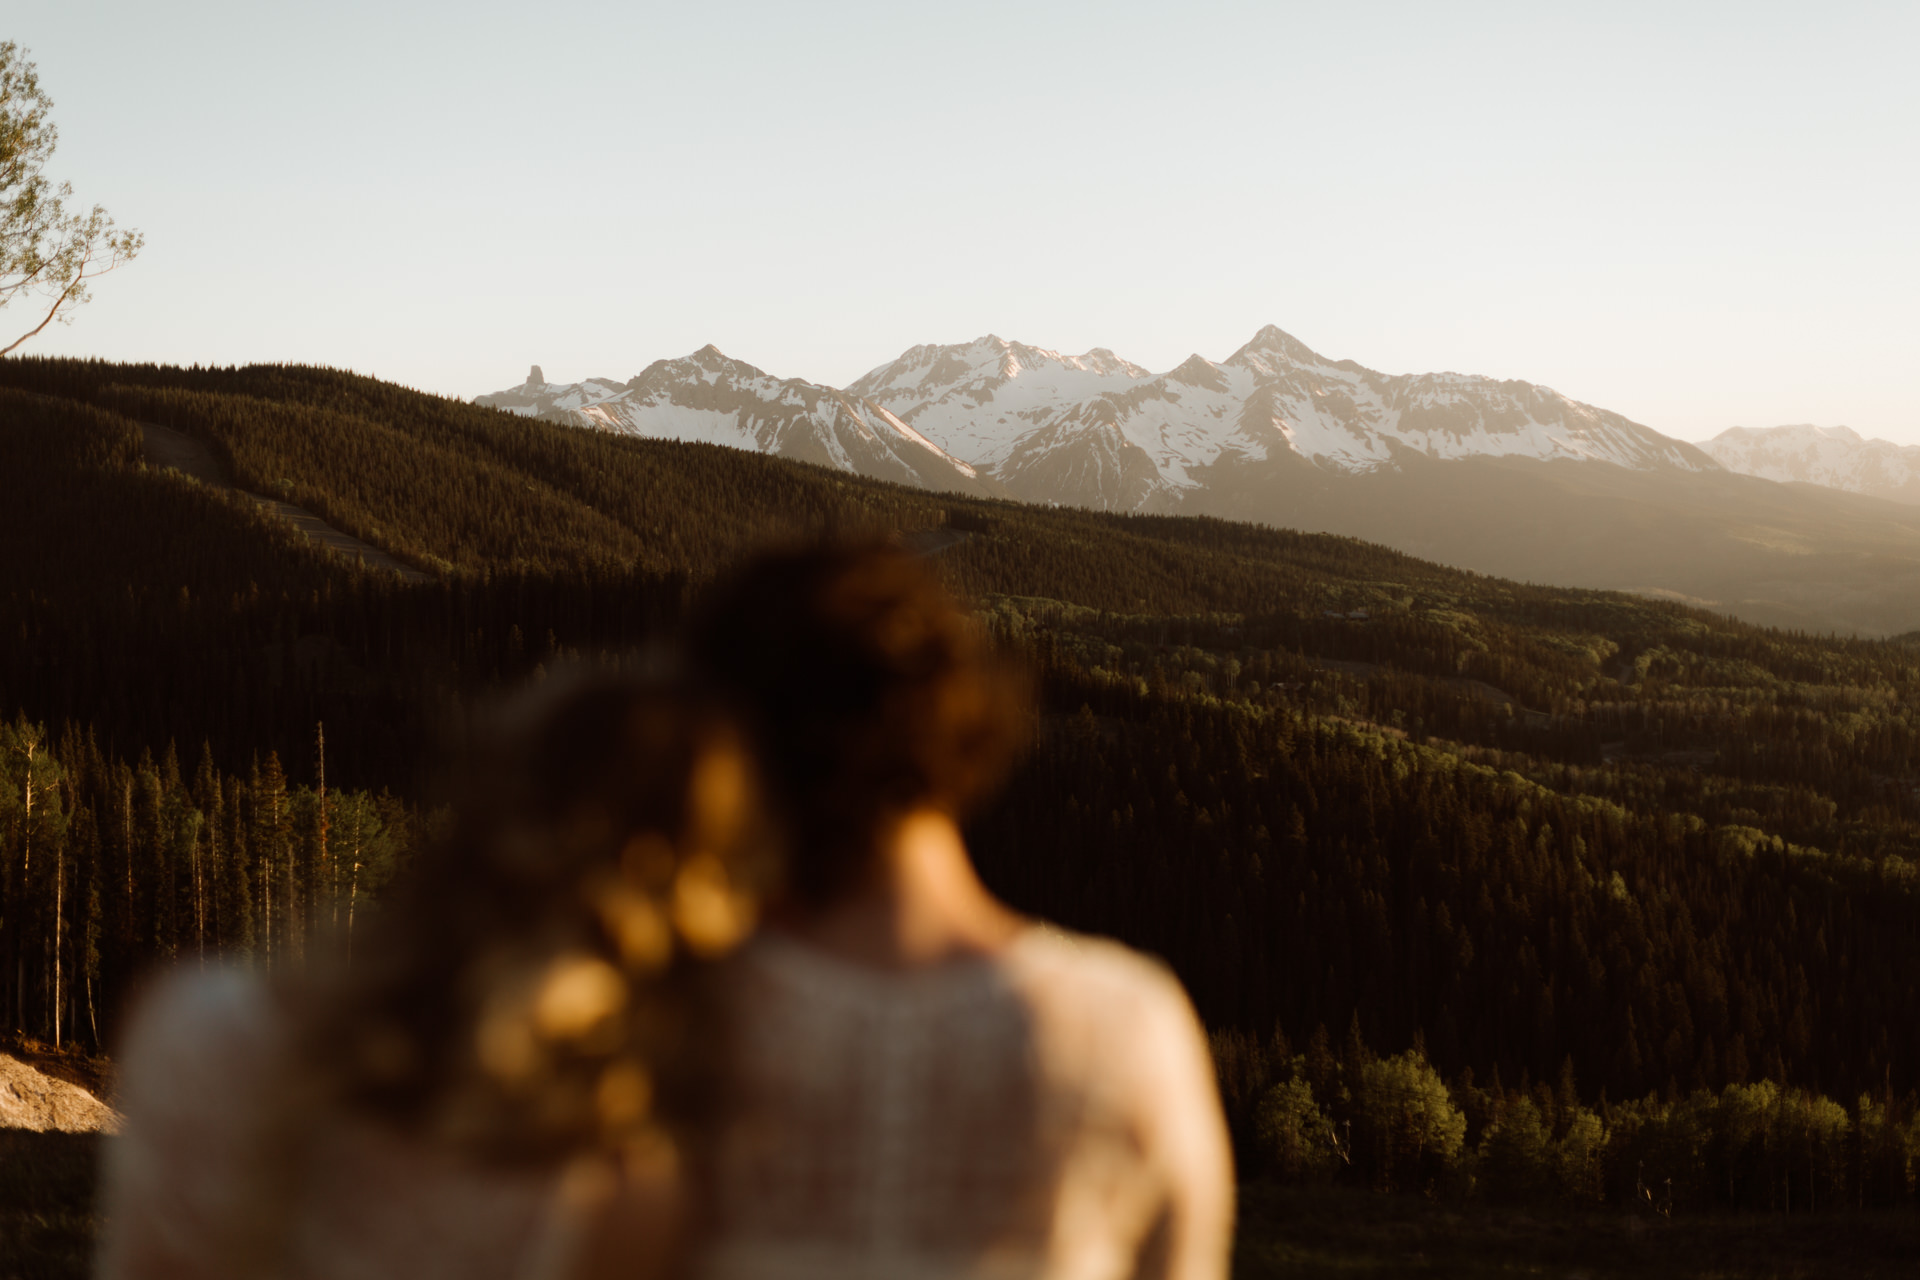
(846, 335, 1156, 470)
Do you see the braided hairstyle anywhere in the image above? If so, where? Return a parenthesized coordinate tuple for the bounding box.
(298, 668, 776, 1164)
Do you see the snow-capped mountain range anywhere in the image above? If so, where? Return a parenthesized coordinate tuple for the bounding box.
(1703, 424, 1920, 506)
(475, 330, 1920, 636)
(477, 326, 1717, 511)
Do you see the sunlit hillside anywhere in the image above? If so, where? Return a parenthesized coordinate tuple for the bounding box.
(3, 362, 1919, 1230)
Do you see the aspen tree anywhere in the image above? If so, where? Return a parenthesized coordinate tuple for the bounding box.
(220, 774, 254, 961)
(0, 43, 143, 355)
(252, 754, 290, 971)
(192, 745, 222, 964)
(18, 724, 40, 1030)
(315, 722, 330, 942)
(50, 770, 61, 1045)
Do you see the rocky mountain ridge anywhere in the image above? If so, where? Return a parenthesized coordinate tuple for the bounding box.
(477, 347, 998, 497)
(477, 326, 1719, 510)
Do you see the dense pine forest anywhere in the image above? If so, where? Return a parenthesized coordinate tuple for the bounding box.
(2, 357, 1919, 1211)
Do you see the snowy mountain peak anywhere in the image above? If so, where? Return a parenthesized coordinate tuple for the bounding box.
(1717, 423, 1864, 447)
(525, 364, 544, 390)
(1228, 324, 1327, 368)
(1704, 424, 1920, 505)
(627, 344, 768, 390)
(846, 336, 1156, 470)
(1167, 353, 1229, 392)
(879, 336, 1153, 386)
(1078, 347, 1152, 379)
(686, 343, 751, 375)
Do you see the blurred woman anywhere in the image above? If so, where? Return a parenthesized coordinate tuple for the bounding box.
(687, 542, 1233, 1280)
(98, 670, 773, 1280)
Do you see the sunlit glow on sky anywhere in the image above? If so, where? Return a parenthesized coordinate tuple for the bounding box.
(9, 1, 1918, 443)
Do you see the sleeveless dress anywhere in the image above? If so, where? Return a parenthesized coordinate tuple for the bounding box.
(699, 927, 1233, 1280)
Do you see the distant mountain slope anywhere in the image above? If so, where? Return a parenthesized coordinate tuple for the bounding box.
(1187, 450, 1920, 637)
(1704, 424, 1920, 505)
(477, 349, 999, 498)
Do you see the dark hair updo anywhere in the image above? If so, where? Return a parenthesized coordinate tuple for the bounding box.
(686, 540, 1028, 905)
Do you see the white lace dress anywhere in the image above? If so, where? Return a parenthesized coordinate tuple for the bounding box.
(699, 927, 1233, 1280)
(95, 970, 583, 1280)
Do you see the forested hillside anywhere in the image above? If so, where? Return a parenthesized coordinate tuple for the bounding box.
(2, 358, 1918, 1211)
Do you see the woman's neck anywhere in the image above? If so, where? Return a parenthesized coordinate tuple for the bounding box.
(772, 808, 1024, 971)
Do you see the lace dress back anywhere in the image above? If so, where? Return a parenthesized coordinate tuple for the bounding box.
(97, 931, 1231, 1280)
(700, 927, 1232, 1280)
(95, 970, 587, 1280)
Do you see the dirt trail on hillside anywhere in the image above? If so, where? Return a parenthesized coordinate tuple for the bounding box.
(139, 423, 433, 583)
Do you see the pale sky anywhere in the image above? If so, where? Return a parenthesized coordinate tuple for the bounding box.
(9, 1, 1918, 443)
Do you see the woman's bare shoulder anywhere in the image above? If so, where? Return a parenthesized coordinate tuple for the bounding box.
(1000, 925, 1207, 1066)
(1006, 925, 1191, 1006)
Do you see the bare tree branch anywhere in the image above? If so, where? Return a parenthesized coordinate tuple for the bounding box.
(0, 265, 86, 357)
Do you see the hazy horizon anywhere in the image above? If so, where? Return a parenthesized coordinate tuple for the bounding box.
(9, 1, 1917, 445)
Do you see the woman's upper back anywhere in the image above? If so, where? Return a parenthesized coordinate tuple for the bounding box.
(101, 933, 1232, 1280)
(97, 970, 573, 1280)
(703, 927, 1233, 1280)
